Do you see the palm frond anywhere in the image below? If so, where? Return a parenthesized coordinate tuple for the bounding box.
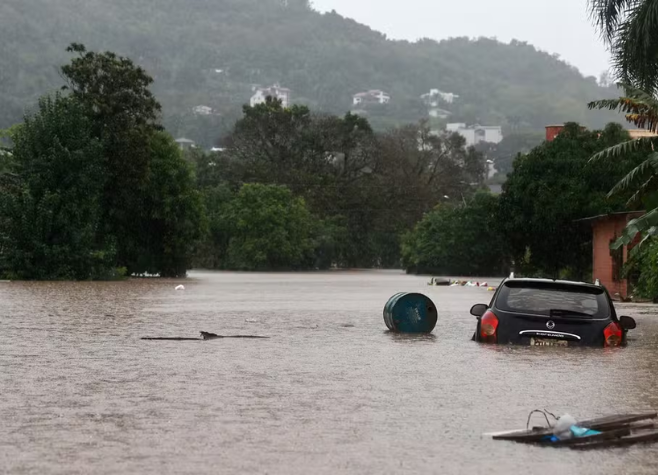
(623, 83, 658, 105)
(588, 85, 658, 131)
(639, 226, 658, 245)
(589, 136, 654, 162)
(608, 151, 658, 195)
(612, 207, 658, 248)
(625, 174, 658, 204)
(590, 0, 639, 42)
(609, 2, 658, 93)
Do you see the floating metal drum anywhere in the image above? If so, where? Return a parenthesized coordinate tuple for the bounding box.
(383, 292, 438, 333)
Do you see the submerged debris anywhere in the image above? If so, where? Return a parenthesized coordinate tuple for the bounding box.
(142, 331, 269, 341)
(489, 411, 658, 450)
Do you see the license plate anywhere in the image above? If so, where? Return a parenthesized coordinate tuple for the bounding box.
(530, 338, 568, 347)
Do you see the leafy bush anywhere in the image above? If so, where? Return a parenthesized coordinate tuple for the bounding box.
(225, 184, 320, 271)
(0, 95, 114, 280)
(402, 192, 508, 276)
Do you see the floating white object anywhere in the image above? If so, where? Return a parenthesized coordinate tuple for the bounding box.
(175, 285, 185, 291)
(553, 414, 577, 440)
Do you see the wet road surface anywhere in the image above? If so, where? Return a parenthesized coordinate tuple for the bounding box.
(2, 270, 658, 474)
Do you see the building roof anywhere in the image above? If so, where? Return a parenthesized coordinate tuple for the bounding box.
(354, 89, 389, 97)
(574, 211, 645, 223)
(447, 123, 501, 131)
(254, 85, 291, 93)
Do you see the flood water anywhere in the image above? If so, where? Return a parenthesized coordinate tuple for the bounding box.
(2, 270, 658, 474)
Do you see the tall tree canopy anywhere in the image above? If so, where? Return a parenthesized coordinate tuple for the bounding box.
(225, 184, 320, 271)
(0, 46, 206, 279)
(194, 100, 487, 269)
(61, 44, 164, 269)
(0, 95, 113, 279)
(499, 122, 645, 278)
(402, 191, 507, 276)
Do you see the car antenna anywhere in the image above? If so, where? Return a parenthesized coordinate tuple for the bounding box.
(509, 272, 515, 279)
(595, 278, 601, 286)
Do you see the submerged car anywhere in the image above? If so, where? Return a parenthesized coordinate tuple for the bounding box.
(471, 277, 636, 347)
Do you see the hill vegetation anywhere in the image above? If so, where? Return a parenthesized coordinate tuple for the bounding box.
(1, 0, 623, 147)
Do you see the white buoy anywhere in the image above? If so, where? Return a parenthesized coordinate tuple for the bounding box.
(175, 285, 185, 291)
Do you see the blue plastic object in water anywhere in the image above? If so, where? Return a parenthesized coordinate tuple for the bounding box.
(545, 426, 602, 442)
(383, 292, 438, 333)
(570, 425, 601, 438)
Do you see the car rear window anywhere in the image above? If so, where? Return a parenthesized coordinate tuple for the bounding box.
(496, 281, 610, 319)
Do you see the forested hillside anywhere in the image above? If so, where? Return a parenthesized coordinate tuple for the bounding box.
(1, 0, 621, 146)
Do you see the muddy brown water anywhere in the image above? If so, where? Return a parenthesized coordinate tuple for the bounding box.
(2, 270, 658, 474)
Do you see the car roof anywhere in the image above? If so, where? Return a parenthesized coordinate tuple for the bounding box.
(502, 277, 602, 290)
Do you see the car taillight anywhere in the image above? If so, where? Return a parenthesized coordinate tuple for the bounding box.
(604, 322, 622, 347)
(480, 310, 499, 342)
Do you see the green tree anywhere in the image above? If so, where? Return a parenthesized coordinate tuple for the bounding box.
(194, 183, 235, 270)
(377, 121, 486, 228)
(225, 98, 339, 192)
(475, 132, 545, 176)
(624, 238, 658, 299)
(225, 183, 320, 270)
(0, 95, 114, 280)
(224, 100, 382, 267)
(220, 103, 487, 268)
(499, 122, 644, 278)
(131, 132, 206, 277)
(402, 192, 507, 276)
(61, 43, 162, 271)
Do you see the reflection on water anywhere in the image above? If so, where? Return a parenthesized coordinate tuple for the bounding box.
(1, 270, 658, 474)
(385, 331, 438, 343)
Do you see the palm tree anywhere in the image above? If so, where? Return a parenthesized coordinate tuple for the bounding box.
(590, 0, 658, 93)
(589, 85, 658, 247)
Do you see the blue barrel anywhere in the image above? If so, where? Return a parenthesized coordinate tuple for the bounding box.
(383, 292, 438, 333)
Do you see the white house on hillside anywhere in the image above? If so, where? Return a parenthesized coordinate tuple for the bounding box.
(446, 123, 503, 147)
(193, 105, 213, 116)
(421, 89, 459, 119)
(421, 89, 459, 106)
(175, 138, 196, 150)
(250, 84, 291, 107)
(352, 90, 390, 106)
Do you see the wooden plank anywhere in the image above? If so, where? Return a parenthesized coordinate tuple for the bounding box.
(491, 428, 552, 442)
(141, 332, 270, 341)
(141, 337, 201, 341)
(544, 422, 655, 447)
(584, 413, 657, 431)
(570, 429, 658, 450)
(491, 412, 657, 442)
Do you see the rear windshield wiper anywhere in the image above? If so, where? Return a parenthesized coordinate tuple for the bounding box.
(549, 309, 593, 319)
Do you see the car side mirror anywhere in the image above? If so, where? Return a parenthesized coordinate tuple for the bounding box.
(620, 316, 636, 330)
(470, 304, 488, 318)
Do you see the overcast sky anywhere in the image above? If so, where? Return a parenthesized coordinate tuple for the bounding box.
(311, 0, 610, 78)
